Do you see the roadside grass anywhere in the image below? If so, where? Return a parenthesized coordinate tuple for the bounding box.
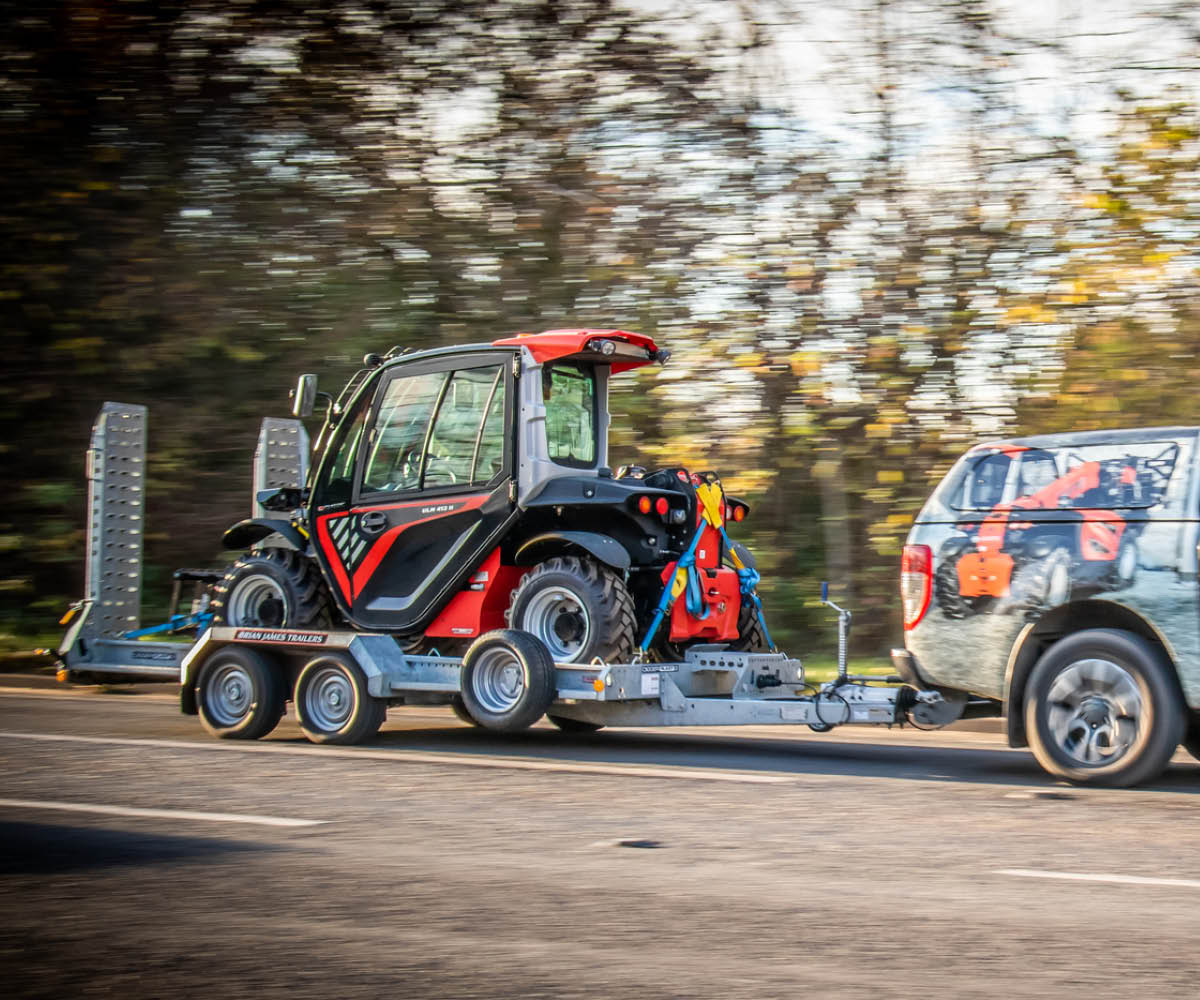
(800, 655, 895, 685)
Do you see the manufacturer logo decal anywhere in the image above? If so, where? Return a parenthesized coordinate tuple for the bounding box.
(233, 629, 328, 645)
(130, 649, 179, 662)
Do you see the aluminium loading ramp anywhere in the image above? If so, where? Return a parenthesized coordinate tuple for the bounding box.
(57, 404, 309, 679)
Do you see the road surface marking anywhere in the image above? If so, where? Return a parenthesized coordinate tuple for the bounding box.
(0, 796, 324, 828)
(0, 730, 793, 784)
(997, 868, 1200, 889)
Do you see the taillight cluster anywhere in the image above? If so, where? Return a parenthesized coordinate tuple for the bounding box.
(635, 494, 687, 524)
(724, 503, 747, 523)
(900, 544, 932, 630)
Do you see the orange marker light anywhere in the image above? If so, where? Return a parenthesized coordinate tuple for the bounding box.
(733, 506, 746, 522)
(637, 496, 652, 514)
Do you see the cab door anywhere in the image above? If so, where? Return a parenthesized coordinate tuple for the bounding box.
(312, 351, 517, 633)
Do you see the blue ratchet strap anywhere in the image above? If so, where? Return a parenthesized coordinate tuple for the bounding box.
(639, 517, 708, 652)
(123, 611, 215, 639)
(730, 559, 776, 651)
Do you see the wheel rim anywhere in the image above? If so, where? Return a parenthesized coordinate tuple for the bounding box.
(470, 647, 527, 714)
(227, 573, 288, 627)
(520, 587, 591, 661)
(204, 661, 254, 727)
(1045, 657, 1144, 767)
(303, 665, 356, 732)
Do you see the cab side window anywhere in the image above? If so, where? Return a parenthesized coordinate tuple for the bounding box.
(363, 371, 446, 493)
(424, 365, 507, 488)
(362, 363, 507, 496)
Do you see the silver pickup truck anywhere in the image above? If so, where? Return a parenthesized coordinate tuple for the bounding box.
(896, 426, 1200, 786)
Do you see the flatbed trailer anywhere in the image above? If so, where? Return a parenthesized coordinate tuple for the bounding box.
(177, 620, 971, 744)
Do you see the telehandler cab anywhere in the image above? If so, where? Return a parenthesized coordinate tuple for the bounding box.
(213, 329, 768, 663)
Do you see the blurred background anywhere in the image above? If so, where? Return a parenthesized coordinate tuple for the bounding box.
(3, 0, 1200, 657)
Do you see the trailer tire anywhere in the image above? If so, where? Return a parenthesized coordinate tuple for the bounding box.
(196, 647, 285, 740)
(294, 654, 386, 745)
(459, 630, 555, 732)
(1024, 628, 1184, 787)
(211, 549, 331, 630)
(507, 556, 635, 664)
(450, 695, 480, 727)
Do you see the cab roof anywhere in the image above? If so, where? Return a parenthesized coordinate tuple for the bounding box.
(491, 329, 659, 374)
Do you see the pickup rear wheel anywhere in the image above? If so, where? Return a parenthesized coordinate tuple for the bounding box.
(1024, 628, 1184, 787)
(507, 556, 636, 663)
(211, 549, 331, 630)
(294, 654, 386, 745)
(459, 630, 556, 732)
(196, 647, 285, 740)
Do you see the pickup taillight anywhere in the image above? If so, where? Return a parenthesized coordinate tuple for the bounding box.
(901, 544, 932, 631)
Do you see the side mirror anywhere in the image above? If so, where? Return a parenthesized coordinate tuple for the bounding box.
(291, 374, 317, 418)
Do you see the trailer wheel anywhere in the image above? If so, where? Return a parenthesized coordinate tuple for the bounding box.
(211, 549, 331, 630)
(507, 556, 635, 663)
(196, 647, 285, 740)
(459, 630, 556, 732)
(547, 714, 604, 733)
(450, 696, 480, 727)
(294, 654, 386, 745)
(1024, 629, 1184, 787)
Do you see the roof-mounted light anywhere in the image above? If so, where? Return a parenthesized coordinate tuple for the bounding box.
(586, 338, 617, 356)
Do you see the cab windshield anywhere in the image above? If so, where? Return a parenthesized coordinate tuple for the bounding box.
(543, 363, 596, 468)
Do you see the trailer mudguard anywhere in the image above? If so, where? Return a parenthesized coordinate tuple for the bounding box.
(514, 530, 632, 571)
(222, 518, 307, 552)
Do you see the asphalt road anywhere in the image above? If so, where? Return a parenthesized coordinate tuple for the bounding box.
(2, 685, 1200, 999)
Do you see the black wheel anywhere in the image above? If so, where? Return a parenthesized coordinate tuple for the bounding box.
(933, 551, 980, 619)
(547, 714, 604, 733)
(458, 629, 556, 732)
(728, 596, 771, 652)
(507, 556, 636, 663)
(450, 695, 480, 727)
(211, 548, 331, 629)
(294, 653, 386, 745)
(196, 646, 285, 740)
(1183, 717, 1200, 763)
(1024, 628, 1185, 787)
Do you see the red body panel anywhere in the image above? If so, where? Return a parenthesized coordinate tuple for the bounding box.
(425, 548, 527, 639)
(490, 329, 658, 374)
(668, 566, 741, 642)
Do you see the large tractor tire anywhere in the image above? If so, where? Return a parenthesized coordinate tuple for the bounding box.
(506, 556, 636, 664)
(211, 548, 331, 630)
(1024, 628, 1185, 787)
(728, 597, 772, 652)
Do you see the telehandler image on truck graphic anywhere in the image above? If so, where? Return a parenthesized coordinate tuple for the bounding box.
(933, 443, 1176, 619)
